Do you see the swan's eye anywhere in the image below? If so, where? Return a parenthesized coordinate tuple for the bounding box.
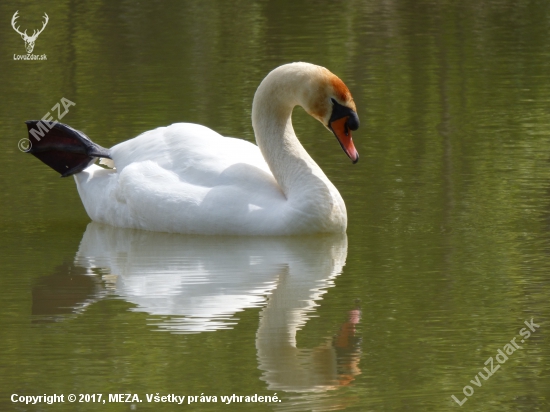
(330, 98, 337, 105)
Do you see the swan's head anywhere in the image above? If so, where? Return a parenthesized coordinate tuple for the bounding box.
(254, 62, 360, 163)
(300, 66, 360, 163)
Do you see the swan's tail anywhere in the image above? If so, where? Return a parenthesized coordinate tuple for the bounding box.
(24, 121, 112, 177)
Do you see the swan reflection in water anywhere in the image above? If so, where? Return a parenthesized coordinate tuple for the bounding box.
(33, 222, 361, 399)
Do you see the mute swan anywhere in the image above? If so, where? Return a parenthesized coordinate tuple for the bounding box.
(25, 62, 359, 235)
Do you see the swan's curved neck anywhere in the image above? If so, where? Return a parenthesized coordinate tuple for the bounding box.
(251, 66, 331, 201)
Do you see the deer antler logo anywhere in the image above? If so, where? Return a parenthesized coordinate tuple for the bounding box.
(11, 11, 49, 54)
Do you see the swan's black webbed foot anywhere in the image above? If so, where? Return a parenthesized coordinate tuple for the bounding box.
(25, 121, 111, 177)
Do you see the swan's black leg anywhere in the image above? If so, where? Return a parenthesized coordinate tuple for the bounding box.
(24, 121, 112, 177)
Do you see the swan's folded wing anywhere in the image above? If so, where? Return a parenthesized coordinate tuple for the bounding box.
(109, 123, 271, 188)
(75, 159, 287, 235)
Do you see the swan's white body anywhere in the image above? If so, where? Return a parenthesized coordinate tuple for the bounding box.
(74, 63, 358, 235)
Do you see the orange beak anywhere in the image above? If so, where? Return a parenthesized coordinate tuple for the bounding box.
(330, 116, 359, 163)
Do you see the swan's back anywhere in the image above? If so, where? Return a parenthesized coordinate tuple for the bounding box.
(111, 124, 269, 181)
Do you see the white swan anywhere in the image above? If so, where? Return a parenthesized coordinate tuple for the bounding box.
(26, 62, 359, 235)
